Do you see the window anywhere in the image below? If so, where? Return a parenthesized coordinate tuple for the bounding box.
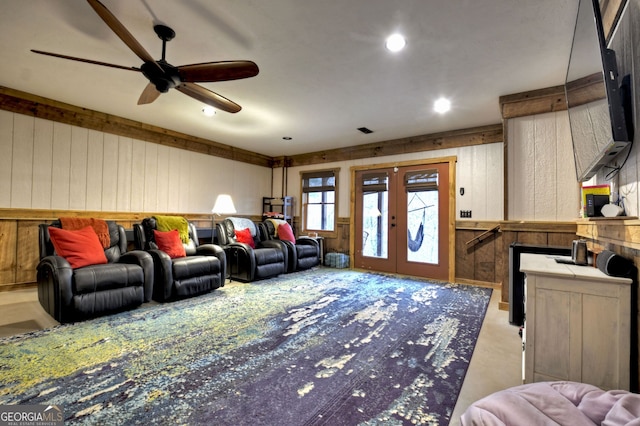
(301, 169, 338, 232)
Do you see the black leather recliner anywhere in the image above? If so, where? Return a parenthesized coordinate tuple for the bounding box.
(134, 217, 226, 302)
(37, 220, 154, 323)
(216, 217, 287, 282)
(260, 220, 320, 272)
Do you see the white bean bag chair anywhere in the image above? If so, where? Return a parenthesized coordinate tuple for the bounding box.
(461, 381, 640, 425)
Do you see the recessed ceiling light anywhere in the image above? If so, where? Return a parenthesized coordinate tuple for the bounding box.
(202, 106, 216, 117)
(385, 34, 406, 52)
(434, 97, 451, 113)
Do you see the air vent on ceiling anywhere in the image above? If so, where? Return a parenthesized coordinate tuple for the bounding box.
(357, 127, 373, 134)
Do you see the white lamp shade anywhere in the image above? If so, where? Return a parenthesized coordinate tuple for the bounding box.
(212, 194, 237, 215)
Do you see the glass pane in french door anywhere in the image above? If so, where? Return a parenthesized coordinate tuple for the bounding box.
(407, 190, 438, 264)
(362, 191, 388, 258)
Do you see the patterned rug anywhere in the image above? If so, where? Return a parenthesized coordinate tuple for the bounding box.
(0, 268, 491, 425)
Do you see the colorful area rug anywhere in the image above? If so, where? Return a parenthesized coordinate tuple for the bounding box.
(0, 268, 491, 425)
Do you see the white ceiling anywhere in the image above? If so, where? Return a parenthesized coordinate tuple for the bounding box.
(0, 0, 579, 157)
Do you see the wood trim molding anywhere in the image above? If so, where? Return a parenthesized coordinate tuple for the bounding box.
(1, 86, 503, 171)
(500, 220, 577, 233)
(499, 85, 567, 119)
(279, 124, 502, 168)
(0, 86, 273, 168)
(577, 218, 640, 251)
(498, 1, 627, 120)
(0, 208, 217, 222)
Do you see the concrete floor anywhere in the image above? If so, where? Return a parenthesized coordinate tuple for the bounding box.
(449, 288, 523, 424)
(0, 284, 522, 425)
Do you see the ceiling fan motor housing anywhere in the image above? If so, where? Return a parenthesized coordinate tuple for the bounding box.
(32, 0, 258, 112)
(141, 60, 180, 93)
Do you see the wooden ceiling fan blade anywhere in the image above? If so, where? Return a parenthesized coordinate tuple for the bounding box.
(31, 50, 140, 72)
(86, 0, 162, 73)
(178, 61, 259, 83)
(176, 83, 241, 113)
(137, 83, 162, 105)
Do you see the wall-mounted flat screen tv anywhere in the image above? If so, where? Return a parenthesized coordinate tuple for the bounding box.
(565, 0, 629, 182)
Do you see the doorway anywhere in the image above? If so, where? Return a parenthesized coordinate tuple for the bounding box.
(353, 159, 454, 281)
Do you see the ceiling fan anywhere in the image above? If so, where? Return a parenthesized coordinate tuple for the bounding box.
(31, 0, 259, 113)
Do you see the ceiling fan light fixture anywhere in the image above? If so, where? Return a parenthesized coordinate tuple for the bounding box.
(202, 106, 216, 117)
(385, 34, 406, 52)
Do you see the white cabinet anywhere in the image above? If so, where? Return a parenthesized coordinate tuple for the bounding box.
(520, 253, 632, 390)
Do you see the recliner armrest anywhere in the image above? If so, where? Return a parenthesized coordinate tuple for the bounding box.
(146, 249, 174, 301)
(296, 237, 319, 247)
(196, 244, 227, 283)
(258, 240, 287, 251)
(133, 223, 146, 250)
(119, 250, 154, 302)
(36, 255, 74, 322)
(257, 240, 289, 271)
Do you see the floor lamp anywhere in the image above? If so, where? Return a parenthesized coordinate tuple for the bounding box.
(211, 194, 237, 243)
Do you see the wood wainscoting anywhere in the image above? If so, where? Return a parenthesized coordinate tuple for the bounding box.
(456, 220, 577, 310)
(0, 209, 577, 307)
(0, 209, 242, 291)
(577, 218, 640, 392)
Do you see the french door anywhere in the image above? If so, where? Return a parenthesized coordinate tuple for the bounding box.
(353, 161, 452, 280)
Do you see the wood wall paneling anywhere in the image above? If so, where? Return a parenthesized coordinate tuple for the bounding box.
(507, 112, 579, 221)
(0, 111, 13, 207)
(0, 209, 248, 290)
(12, 114, 34, 209)
(130, 138, 146, 212)
(533, 114, 558, 220)
(69, 126, 89, 211)
(0, 220, 17, 285)
(86, 130, 104, 211)
(116, 136, 133, 212)
(509, 117, 536, 220)
(0, 106, 274, 217)
(456, 220, 576, 309)
(474, 233, 498, 283)
(51, 122, 72, 210)
(486, 143, 505, 217)
(283, 124, 503, 168)
(102, 133, 119, 212)
(16, 220, 40, 284)
(499, 86, 567, 119)
(0, 86, 273, 168)
(471, 145, 489, 218)
(32, 118, 53, 209)
(143, 142, 159, 212)
(455, 230, 476, 279)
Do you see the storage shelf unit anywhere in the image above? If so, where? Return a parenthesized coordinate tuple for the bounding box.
(262, 197, 293, 226)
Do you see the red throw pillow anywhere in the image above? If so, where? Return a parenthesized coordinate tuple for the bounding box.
(235, 227, 255, 248)
(153, 229, 187, 258)
(48, 226, 108, 269)
(277, 222, 296, 243)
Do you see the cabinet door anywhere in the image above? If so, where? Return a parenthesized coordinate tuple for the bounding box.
(532, 287, 574, 382)
(581, 292, 628, 390)
(525, 272, 631, 390)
